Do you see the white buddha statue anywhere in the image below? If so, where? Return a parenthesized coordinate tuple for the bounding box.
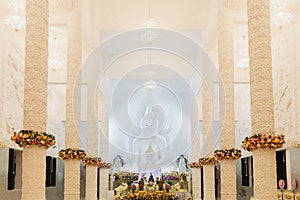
(177, 155, 188, 174)
(111, 155, 124, 175)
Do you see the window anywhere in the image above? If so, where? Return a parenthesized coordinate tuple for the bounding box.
(46, 156, 56, 187)
(276, 150, 287, 189)
(215, 164, 220, 199)
(241, 157, 250, 186)
(7, 148, 16, 190)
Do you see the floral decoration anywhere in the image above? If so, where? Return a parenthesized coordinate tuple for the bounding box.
(179, 172, 187, 179)
(165, 183, 171, 191)
(58, 148, 86, 160)
(11, 129, 56, 148)
(188, 161, 202, 168)
(214, 148, 242, 160)
(290, 141, 300, 148)
(82, 157, 102, 166)
(242, 133, 285, 151)
(127, 192, 177, 200)
(98, 161, 112, 169)
(114, 171, 139, 180)
(161, 171, 179, 181)
(199, 157, 218, 166)
(131, 183, 137, 191)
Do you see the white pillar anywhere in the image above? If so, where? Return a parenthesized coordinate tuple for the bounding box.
(99, 96, 109, 200)
(86, 165, 98, 200)
(203, 165, 215, 200)
(217, 1, 236, 199)
(64, 160, 81, 200)
(202, 74, 215, 200)
(247, 0, 277, 199)
(285, 149, 292, 190)
(85, 54, 99, 200)
(0, 36, 4, 136)
(64, 1, 82, 200)
(21, 1, 49, 199)
(21, 146, 47, 200)
(192, 124, 201, 199)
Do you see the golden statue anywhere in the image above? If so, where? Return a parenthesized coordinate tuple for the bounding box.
(179, 176, 185, 191)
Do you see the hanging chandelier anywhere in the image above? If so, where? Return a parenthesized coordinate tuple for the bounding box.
(144, 80, 157, 91)
(48, 49, 63, 71)
(144, 69, 157, 91)
(141, 18, 158, 46)
(144, 18, 156, 28)
(236, 48, 249, 70)
(4, 0, 26, 31)
(143, 0, 157, 91)
(48, 37, 63, 71)
(141, 30, 158, 46)
(142, 20, 158, 91)
(270, 0, 293, 27)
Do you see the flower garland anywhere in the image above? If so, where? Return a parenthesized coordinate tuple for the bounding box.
(290, 141, 300, 148)
(199, 157, 218, 166)
(58, 148, 86, 160)
(214, 148, 242, 160)
(165, 183, 171, 191)
(98, 161, 112, 169)
(188, 161, 202, 168)
(242, 133, 285, 151)
(82, 157, 102, 166)
(161, 171, 179, 181)
(127, 192, 177, 200)
(114, 171, 139, 180)
(11, 129, 56, 148)
(131, 183, 137, 191)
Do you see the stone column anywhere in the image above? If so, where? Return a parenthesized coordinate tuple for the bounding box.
(64, 1, 82, 200)
(217, 1, 236, 200)
(21, 1, 48, 199)
(99, 96, 109, 200)
(85, 56, 99, 200)
(0, 30, 4, 137)
(203, 165, 215, 200)
(202, 75, 215, 200)
(86, 165, 98, 200)
(247, 0, 277, 199)
(192, 128, 201, 199)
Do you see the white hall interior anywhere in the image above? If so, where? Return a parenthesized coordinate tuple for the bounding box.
(0, 0, 300, 200)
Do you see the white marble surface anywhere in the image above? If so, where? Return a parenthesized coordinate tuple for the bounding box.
(108, 191, 114, 200)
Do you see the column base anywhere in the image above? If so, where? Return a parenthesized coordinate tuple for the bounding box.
(64, 159, 81, 200)
(21, 146, 46, 200)
(100, 168, 108, 200)
(220, 194, 236, 200)
(192, 168, 201, 199)
(220, 159, 236, 200)
(252, 148, 277, 200)
(85, 165, 98, 200)
(203, 165, 215, 200)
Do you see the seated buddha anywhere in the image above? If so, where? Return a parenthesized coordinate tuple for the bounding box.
(138, 178, 144, 191)
(148, 173, 155, 183)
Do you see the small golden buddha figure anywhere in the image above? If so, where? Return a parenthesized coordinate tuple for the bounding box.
(156, 177, 164, 191)
(148, 173, 155, 183)
(138, 178, 144, 191)
(179, 177, 185, 191)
